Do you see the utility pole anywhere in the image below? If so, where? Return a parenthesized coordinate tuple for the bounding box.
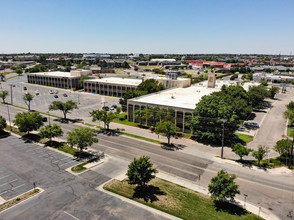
(220, 119, 227, 159)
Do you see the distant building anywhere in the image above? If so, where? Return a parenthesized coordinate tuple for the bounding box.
(83, 54, 111, 59)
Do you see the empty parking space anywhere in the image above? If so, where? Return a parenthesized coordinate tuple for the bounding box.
(0, 136, 79, 201)
(4, 136, 79, 170)
(0, 167, 33, 201)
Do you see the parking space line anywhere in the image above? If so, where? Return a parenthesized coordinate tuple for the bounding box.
(11, 183, 26, 190)
(0, 179, 18, 187)
(64, 211, 79, 220)
(0, 174, 11, 180)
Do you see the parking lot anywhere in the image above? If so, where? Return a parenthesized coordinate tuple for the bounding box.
(0, 135, 169, 220)
(0, 75, 120, 121)
(0, 135, 79, 204)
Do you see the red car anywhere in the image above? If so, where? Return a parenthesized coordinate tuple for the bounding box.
(63, 93, 68, 97)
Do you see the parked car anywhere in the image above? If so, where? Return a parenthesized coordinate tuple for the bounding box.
(102, 106, 109, 111)
(49, 90, 54, 94)
(35, 90, 39, 95)
(244, 122, 259, 129)
(110, 104, 117, 110)
(23, 86, 27, 90)
(63, 93, 68, 97)
(54, 95, 58, 98)
(54, 90, 58, 94)
(41, 116, 48, 122)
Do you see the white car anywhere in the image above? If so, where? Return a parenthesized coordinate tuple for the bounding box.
(54, 90, 58, 94)
(49, 90, 54, 94)
(35, 90, 39, 95)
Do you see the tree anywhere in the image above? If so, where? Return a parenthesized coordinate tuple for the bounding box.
(248, 85, 268, 108)
(13, 112, 43, 134)
(155, 121, 178, 145)
(188, 94, 239, 144)
(126, 156, 158, 188)
(274, 139, 292, 157)
(268, 86, 280, 99)
(67, 127, 98, 154)
(252, 145, 268, 166)
(232, 143, 253, 160)
(15, 68, 23, 76)
(208, 169, 240, 202)
(119, 89, 147, 112)
(137, 79, 165, 94)
(48, 100, 78, 119)
(0, 73, 5, 81)
(0, 115, 7, 131)
(90, 109, 120, 130)
(284, 101, 294, 127)
(79, 76, 91, 87)
(23, 93, 34, 111)
(0, 90, 9, 104)
(39, 124, 63, 141)
(218, 85, 252, 120)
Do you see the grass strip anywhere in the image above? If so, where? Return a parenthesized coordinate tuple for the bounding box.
(0, 189, 40, 212)
(287, 126, 294, 137)
(235, 133, 253, 143)
(71, 162, 88, 172)
(5, 75, 18, 81)
(104, 178, 261, 220)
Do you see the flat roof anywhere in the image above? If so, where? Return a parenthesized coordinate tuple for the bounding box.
(130, 80, 257, 110)
(84, 77, 143, 86)
(28, 71, 77, 78)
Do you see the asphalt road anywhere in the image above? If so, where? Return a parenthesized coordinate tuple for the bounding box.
(0, 135, 170, 220)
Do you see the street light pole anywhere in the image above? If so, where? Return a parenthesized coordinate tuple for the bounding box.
(220, 119, 227, 159)
(10, 84, 13, 105)
(47, 111, 51, 125)
(6, 103, 12, 131)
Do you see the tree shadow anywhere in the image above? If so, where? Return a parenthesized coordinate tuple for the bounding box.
(21, 133, 41, 143)
(160, 143, 185, 151)
(133, 185, 166, 203)
(74, 150, 105, 162)
(214, 201, 248, 216)
(0, 130, 11, 139)
(236, 159, 253, 168)
(44, 140, 65, 148)
(97, 129, 120, 136)
(53, 118, 69, 124)
(254, 100, 272, 111)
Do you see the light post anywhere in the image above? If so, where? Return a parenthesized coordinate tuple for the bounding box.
(9, 84, 14, 105)
(220, 119, 227, 159)
(244, 194, 248, 208)
(6, 103, 12, 131)
(47, 111, 51, 125)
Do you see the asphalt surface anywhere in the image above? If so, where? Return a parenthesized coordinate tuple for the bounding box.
(0, 135, 170, 220)
(0, 75, 294, 219)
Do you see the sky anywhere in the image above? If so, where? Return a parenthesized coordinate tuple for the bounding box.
(0, 0, 293, 54)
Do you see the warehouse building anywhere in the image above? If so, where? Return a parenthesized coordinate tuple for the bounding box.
(127, 74, 258, 132)
(27, 70, 92, 90)
(83, 77, 142, 97)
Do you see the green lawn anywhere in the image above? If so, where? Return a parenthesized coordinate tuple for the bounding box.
(104, 178, 261, 220)
(71, 162, 88, 172)
(287, 126, 294, 137)
(235, 133, 253, 143)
